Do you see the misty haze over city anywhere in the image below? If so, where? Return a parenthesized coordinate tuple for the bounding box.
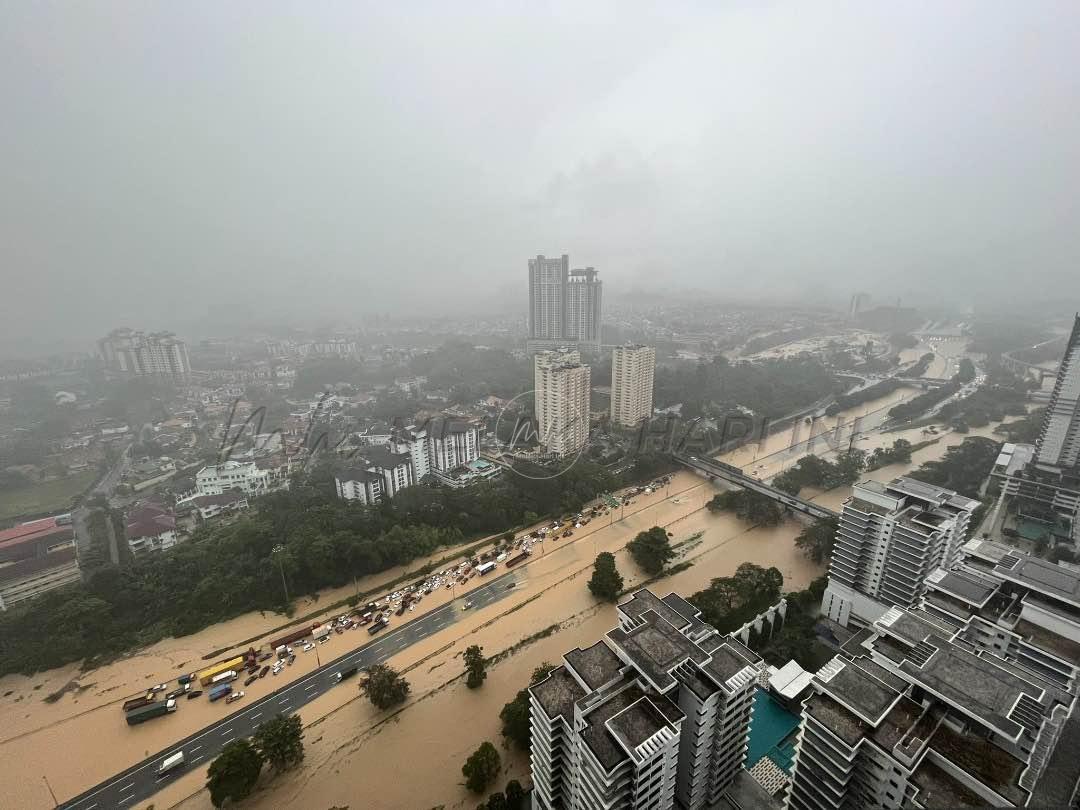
(4, 2, 1080, 352)
(7, 5, 1080, 810)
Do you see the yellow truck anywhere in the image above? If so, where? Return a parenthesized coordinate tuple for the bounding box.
(197, 656, 245, 686)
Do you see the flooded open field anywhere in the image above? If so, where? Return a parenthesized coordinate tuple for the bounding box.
(0, 341, 1004, 809)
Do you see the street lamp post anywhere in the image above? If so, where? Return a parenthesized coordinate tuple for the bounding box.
(272, 544, 290, 604)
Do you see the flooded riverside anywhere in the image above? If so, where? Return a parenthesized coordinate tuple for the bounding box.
(0, 345, 1005, 810)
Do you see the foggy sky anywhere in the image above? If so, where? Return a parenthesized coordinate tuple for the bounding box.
(3, 2, 1080, 352)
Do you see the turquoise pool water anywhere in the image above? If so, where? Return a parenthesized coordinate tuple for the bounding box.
(746, 689, 800, 773)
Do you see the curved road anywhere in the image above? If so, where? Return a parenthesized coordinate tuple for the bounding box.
(59, 570, 521, 809)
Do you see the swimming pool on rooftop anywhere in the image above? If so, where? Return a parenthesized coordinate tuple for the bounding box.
(746, 688, 800, 773)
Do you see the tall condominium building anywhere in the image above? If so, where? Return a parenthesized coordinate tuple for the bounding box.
(530, 589, 761, 810)
(535, 349, 591, 457)
(1006, 315, 1080, 543)
(1035, 314, 1080, 472)
(822, 478, 979, 629)
(786, 544, 1080, 810)
(610, 345, 656, 428)
(528, 255, 603, 353)
(98, 328, 191, 377)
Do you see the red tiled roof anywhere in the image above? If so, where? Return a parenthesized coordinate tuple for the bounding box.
(0, 516, 71, 552)
(125, 503, 177, 540)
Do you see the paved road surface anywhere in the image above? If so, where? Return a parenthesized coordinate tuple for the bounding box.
(58, 571, 521, 810)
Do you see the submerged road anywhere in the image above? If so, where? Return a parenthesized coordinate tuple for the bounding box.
(58, 571, 521, 810)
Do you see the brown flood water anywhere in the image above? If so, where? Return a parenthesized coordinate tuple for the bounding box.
(1, 348, 998, 809)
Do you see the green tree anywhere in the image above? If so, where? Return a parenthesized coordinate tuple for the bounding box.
(500, 663, 556, 749)
(794, 517, 839, 564)
(627, 526, 675, 575)
(588, 552, 624, 601)
(523, 510, 538, 525)
(360, 664, 410, 710)
(207, 739, 264, 807)
(464, 644, 487, 689)
(706, 490, 783, 525)
(253, 713, 305, 772)
(485, 793, 508, 810)
(462, 741, 501, 793)
(689, 563, 784, 634)
(504, 779, 526, 810)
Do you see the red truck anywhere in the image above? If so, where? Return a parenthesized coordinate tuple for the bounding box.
(267, 626, 313, 651)
(504, 550, 531, 568)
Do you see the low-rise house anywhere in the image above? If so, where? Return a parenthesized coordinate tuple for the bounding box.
(125, 502, 180, 554)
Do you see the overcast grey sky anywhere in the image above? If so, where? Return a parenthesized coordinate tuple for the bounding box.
(3, 2, 1079, 350)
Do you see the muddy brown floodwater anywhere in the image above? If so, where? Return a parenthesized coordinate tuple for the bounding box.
(1, 351, 1005, 810)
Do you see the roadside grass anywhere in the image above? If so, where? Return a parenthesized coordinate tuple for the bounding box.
(0, 472, 96, 523)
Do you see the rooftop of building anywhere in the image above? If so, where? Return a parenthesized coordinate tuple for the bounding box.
(868, 694, 922, 752)
(356, 444, 412, 469)
(607, 695, 673, 752)
(994, 551, 1080, 609)
(581, 682, 646, 770)
(336, 466, 382, 484)
(814, 658, 901, 726)
(927, 717, 1028, 805)
(877, 608, 952, 646)
(0, 515, 72, 552)
(0, 546, 78, 585)
(187, 488, 248, 508)
(845, 496, 893, 517)
(925, 568, 998, 607)
(704, 640, 760, 688)
(1014, 617, 1080, 663)
(564, 640, 624, 691)
(889, 476, 981, 513)
(803, 691, 868, 747)
(898, 635, 1044, 741)
(125, 503, 176, 540)
(530, 665, 585, 723)
(607, 608, 709, 691)
(912, 758, 985, 808)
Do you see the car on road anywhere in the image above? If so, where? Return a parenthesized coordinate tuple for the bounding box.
(462, 600, 473, 610)
(186, 690, 203, 700)
(259, 665, 270, 678)
(272, 665, 282, 676)
(562, 529, 572, 537)
(225, 691, 245, 704)
(244, 674, 258, 687)
(150, 683, 168, 692)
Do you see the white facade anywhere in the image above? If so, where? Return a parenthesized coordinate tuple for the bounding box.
(610, 345, 656, 428)
(530, 590, 760, 810)
(98, 329, 191, 377)
(335, 446, 414, 505)
(535, 350, 591, 457)
(188, 461, 288, 499)
(823, 477, 978, 628)
(1035, 315, 1080, 470)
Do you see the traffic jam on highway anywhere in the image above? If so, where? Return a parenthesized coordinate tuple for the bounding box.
(126, 476, 673, 781)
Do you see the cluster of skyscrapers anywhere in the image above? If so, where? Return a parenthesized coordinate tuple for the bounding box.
(531, 314, 1080, 809)
(525, 254, 656, 457)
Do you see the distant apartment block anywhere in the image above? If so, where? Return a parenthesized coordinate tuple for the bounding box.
(335, 445, 415, 505)
(528, 255, 603, 353)
(98, 328, 191, 377)
(611, 345, 656, 428)
(822, 478, 978, 629)
(535, 349, 591, 457)
(786, 542, 1080, 810)
(1035, 315, 1080, 471)
(0, 515, 80, 610)
(530, 589, 760, 810)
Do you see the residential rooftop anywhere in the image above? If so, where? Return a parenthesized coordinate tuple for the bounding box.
(925, 568, 998, 607)
(607, 609, 709, 691)
(814, 658, 900, 726)
(608, 696, 673, 752)
(927, 719, 1027, 806)
(565, 641, 624, 691)
(912, 758, 984, 808)
(994, 552, 1080, 610)
(530, 665, 585, 723)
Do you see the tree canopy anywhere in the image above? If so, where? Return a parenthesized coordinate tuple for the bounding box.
(627, 526, 675, 575)
(499, 663, 556, 750)
(794, 517, 839, 564)
(462, 741, 501, 793)
(207, 739, 265, 808)
(464, 644, 487, 689)
(689, 563, 784, 634)
(253, 713, 305, 772)
(588, 552, 624, 602)
(361, 664, 410, 710)
(706, 490, 784, 526)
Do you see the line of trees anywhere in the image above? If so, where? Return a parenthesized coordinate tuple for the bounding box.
(888, 359, 976, 423)
(706, 490, 784, 526)
(206, 712, 305, 807)
(0, 457, 628, 677)
(773, 449, 866, 496)
(865, 439, 914, 471)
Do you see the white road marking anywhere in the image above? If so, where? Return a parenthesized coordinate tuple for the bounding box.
(191, 744, 202, 752)
(250, 712, 261, 719)
(119, 783, 135, 793)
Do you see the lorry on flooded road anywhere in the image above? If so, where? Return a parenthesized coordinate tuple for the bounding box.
(476, 561, 497, 576)
(208, 683, 233, 702)
(368, 616, 389, 635)
(122, 693, 155, 713)
(126, 698, 177, 726)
